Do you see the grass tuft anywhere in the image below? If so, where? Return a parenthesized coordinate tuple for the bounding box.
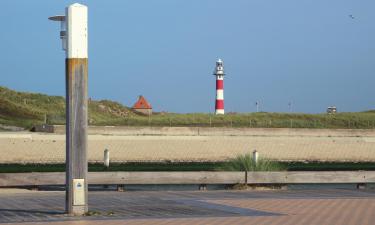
(225, 153, 286, 171)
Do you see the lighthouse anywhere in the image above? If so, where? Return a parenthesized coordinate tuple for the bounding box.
(214, 59, 225, 115)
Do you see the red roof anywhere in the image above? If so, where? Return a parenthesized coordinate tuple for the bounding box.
(132, 95, 152, 109)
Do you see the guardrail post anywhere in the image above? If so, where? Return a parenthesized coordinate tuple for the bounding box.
(357, 183, 366, 190)
(117, 184, 125, 192)
(253, 150, 258, 165)
(28, 185, 39, 191)
(103, 149, 110, 189)
(104, 149, 110, 168)
(199, 184, 207, 191)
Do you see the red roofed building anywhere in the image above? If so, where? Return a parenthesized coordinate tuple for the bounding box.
(132, 95, 152, 115)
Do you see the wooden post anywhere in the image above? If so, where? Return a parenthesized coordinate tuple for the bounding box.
(64, 3, 88, 216)
(49, 3, 88, 216)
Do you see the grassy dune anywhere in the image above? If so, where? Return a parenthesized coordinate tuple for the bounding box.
(0, 86, 135, 129)
(1, 86, 375, 129)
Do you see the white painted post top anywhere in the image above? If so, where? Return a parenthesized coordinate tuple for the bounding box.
(66, 3, 88, 58)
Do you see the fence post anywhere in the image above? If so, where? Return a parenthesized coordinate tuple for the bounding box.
(290, 119, 293, 128)
(209, 116, 212, 127)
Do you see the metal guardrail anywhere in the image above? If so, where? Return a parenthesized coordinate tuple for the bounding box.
(1, 171, 375, 187)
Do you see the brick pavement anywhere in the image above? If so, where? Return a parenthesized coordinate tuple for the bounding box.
(0, 189, 375, 224)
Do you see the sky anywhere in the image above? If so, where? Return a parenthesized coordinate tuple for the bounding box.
(0, 0, 374, 113)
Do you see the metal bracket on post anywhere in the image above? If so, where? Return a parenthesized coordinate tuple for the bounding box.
(48, 15, 66, 51)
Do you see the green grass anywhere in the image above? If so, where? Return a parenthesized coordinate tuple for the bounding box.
(225, 153, 286, 171)
(1, 161, 374, 173)
(0, 86, 136, 129)
(1, 86, 375, 129)
(286, 162, 375, 171)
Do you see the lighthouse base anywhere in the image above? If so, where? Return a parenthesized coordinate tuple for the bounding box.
(215, 109, 225, 115)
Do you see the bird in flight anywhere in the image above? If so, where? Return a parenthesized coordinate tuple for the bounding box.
(349, 15, 355, 19)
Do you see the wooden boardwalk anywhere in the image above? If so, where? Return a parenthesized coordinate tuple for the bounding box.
(0, 189, 375, 224)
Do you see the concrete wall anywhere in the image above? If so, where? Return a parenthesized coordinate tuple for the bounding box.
(1, 127, 375, 163)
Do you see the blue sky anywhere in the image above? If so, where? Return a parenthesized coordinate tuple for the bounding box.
(0, 0, 374, 113)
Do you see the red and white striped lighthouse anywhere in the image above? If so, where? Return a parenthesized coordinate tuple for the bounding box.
(214, 59, 225, 115)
